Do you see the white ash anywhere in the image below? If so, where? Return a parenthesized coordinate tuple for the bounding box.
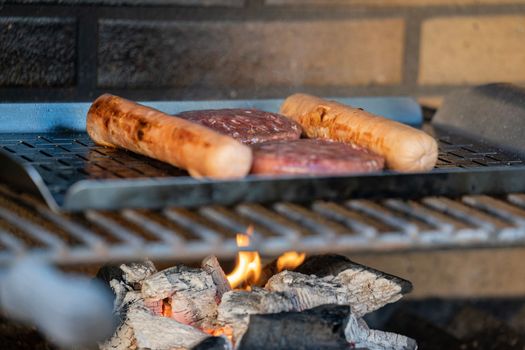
(120, 260, 157, 289)
(202, 255, 232, 303)
(129, 306, 209, 350)
(144, 298, 164, 316)
(266, 270, 403, 317)
(217, 289, 266, 340)
(142, 265, 218, 327)
(217, 288, 298, 341)
(101, 257, 414, 350)
(101, 296, 210, 350)
(337, 268, 403, 316)
(110, 279, 133, 313)
(345, 313, 417, 350)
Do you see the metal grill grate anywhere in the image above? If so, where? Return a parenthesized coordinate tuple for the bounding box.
(1, 185, 525, 266)
(2, 125, 525, 211)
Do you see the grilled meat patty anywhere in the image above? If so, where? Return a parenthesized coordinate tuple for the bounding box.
(250, 139, 384, 175)
(177, 109, 302, 144)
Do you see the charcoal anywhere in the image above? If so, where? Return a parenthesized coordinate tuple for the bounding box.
(217, 288, 297, 341)
(295, 254, 412, 294)
(266, 269, 405, 317)
(237, 304, 350, 350)
(100, 298, 208, 350)
(96, 264, 125, 286)
(191, 336, 232, 350)
(141, 265, 217, 327)
(255, 258, 279, 287)
(95, 260, 157, 291)
(202, 255, 232, 303)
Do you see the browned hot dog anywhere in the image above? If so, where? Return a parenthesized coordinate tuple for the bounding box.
(87, 94, 253, 179)
(280, 93, 438, 172)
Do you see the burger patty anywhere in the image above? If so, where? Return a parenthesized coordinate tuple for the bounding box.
(250, 139, 385, 175)
(177, 109, 302, 144)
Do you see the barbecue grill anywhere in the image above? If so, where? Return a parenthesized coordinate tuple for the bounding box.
(1, 83, 525, 349)
(0, 83, 525, 264)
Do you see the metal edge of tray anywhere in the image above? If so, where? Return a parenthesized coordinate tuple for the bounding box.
(61, 166, 525, 211)
(0, 96, 423, 133)
(0, 149, 59, 211)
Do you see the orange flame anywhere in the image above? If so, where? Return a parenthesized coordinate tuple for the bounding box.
(225, 225, 306, 289)
(203, 325, 234, 342)
(276, 251, 306, 272)
(162, 298, 172, 317)
(226, 226, 261, 289)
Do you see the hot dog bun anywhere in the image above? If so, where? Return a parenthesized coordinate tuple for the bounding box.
(87, 94, 253, 179)
(280, 93, 438, 172)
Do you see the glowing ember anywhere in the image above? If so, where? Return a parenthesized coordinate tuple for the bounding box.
(226, 226, 261, 289)
(162, 298, 172, 317)
(202, 325, 234, 342)
(276, 251, 306, 272)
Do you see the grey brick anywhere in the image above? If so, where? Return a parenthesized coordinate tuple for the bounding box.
(98, 19, 404, 90)
(0, 17, 76, 87)
(1, 0, 243, 5)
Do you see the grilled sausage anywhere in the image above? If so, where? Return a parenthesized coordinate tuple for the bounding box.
(279, 94, 438, 172)
(87, 94, 253, 179)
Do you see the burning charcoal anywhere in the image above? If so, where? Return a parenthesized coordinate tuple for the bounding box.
(345, 313, 417, 350)
(96, 264, 125, 285)
(295, 254, 412, 294)
(202, 255, 232, 303)
(217, 288, 297, 341)
(217, 288, 268, 340)
(96, 260, 157, 291)
(191, 336, 232, 350)
(141, 265, 217, 327)
(255, 258, 279, 287)
(109, 279, 133, 313)
(101, 299, 209, 350)
(267, 266, 409, 317)
(120, 260, 157, 289)
(236, 304, 351, 350)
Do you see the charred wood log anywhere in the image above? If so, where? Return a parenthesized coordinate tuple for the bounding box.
(236, 304, 351, 350)
(267, 266, 408, 317)
(217, 288, 268, 341)
(255, 258, 279, 287)
(202, 255, 232, 303)
(345, 313, 417, 350)
(217, 288, 297, 341)
(295, 254, 412, 294)
(96, 260, 157, 297)
(120, 260, 157, 289)
(142, 266, 217, 327)
(101, 298, 208, 350)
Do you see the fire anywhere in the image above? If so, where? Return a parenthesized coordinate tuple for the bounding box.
(276, 251, 306, 272)
(226, 226, 261, 289)
(226, 226, 306, 289)
(203, 325, 233, 342)
(162, 298, 172, 317)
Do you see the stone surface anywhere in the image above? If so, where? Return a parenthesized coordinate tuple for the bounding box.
(419, 16, 525, 85)
(0, 17, 76, 87)
(97, 18, 404, 89)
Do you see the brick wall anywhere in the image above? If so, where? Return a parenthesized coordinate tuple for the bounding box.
(1, 1, 525, 105)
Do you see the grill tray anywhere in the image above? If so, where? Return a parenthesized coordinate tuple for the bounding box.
(1, 96, 525, 212)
